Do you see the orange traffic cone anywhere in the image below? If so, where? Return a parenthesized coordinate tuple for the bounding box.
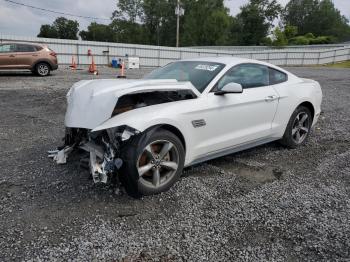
(70, 56, 77, 70)
(117, 61, 126, 78)
(88, 56, 98, 75)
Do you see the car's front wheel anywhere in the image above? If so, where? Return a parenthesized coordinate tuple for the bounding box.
(35, 62, 51, 77)
(120, 128, 185, 197)
(280, 106, 312, 148)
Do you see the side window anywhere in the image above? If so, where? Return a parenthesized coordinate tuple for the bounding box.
(15, 44, 36, 52)
(0, 44, 15, 53)
(269, 68, 287, 85)
(216, 63, 269, 90)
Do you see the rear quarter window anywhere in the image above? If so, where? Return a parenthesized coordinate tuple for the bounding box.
(269, 68, 288, 85)
(35, 46, 43, 51)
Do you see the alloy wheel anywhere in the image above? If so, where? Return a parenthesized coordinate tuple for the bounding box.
(38, 64, 49, 76)
(137, 140, 179, 188)
(292, 111, 310, 144)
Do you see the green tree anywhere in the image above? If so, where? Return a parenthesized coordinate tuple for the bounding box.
(142, 0, 175, 45)
(283, 0, 350, 42)
(112, 0, 143, 23)
(284, 25, 298, 40)
(37, 17, 79, 40)
(109, 19, 148, 44)
(80, 22, 115, 42)
(233, 0, 282, 45)
(38, 24, 58, 38)
(181, 0, 231, 46)
(271, 27, 288, 46)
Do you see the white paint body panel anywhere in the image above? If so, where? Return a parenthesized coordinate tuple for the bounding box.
(64, 57, 323, 166)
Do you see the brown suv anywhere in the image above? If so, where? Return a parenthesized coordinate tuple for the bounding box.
(0, 42, 58, 76)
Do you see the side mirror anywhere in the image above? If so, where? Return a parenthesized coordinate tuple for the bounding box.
(214, 83, 243, 95)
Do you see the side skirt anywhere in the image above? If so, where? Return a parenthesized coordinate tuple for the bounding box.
(186, 137, 278, 167)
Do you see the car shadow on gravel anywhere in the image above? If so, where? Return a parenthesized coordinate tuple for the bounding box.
(0, 71, 35, 77)
(184, 141, 284, 180)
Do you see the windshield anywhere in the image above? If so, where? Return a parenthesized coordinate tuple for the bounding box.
(145, 61, 225, 92)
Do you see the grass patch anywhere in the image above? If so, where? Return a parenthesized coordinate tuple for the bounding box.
(323, 60, 350, 68)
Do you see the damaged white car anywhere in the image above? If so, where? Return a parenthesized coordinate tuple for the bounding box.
(49, 57, 322, 196)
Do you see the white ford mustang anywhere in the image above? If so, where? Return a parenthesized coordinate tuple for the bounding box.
(49, 57, 322, 196)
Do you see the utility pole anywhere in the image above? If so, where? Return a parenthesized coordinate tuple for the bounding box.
(176, 0, 180, 47)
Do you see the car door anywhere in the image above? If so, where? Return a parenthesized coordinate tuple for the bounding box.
(12, 44, 38, 69)
(0, 44, 16, 69)
(192, 63, 279, 157)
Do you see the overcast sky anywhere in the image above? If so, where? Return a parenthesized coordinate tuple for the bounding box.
(0, 0, 349, 37)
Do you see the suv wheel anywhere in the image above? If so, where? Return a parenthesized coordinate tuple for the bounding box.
(35, 62, 50, 76)
(120, 128, 185, 197)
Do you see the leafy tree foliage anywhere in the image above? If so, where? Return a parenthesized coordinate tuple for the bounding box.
(284, 25, 298, 39)
(38, 17, 79, 40)
(113, 0, 143, 22)
(283, 0, 350, 42)
(232, 0, 282, 45)
(38, 0, 350, 46)
(38, 24, 58, 38)
(109, 19, 148, 44)
(80, 22, 115, 42)
(271, 27, 288, 46)
(181, 0, 231, 46)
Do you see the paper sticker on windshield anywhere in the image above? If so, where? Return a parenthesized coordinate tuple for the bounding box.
(195, 64, 220, 71)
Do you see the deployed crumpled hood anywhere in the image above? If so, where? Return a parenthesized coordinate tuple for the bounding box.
(64, 79, 199, 129)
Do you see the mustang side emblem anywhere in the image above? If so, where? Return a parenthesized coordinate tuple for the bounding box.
(192, 119, 206, 128)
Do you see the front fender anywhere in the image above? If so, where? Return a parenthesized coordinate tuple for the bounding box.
(92, 105, 185, 134)
(92, 101, 198, 166)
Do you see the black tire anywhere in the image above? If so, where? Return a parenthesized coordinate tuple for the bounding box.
(35, 62, 51, 77)
(280, 106, 312, 148)
(119, 128, 185, 197)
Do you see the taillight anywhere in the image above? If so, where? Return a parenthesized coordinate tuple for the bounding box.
(50, 52, 57, 57)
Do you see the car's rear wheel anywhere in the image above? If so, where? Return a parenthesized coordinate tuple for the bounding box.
(280, 106, 312, 148)
(35, 62, 50, 77)
(120, 128, 185, 197)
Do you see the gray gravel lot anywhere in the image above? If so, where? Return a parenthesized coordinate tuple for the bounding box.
(0, 66, 349, 261)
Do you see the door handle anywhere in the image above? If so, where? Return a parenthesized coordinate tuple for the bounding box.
(265, 95, 278, 102)
(9, 55, 15, 57)
(32, 54, 38, 57)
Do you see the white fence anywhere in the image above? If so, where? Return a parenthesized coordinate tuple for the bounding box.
(1, 34, 350, 67)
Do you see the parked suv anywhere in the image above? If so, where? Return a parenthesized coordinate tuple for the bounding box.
(0, 43, 58, 76)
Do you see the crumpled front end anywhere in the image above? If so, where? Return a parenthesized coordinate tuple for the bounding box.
(49, 78, 198, 186)
(48, 126, 139, 184)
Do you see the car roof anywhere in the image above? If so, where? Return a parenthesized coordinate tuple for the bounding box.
(181, 56, 293, 75)
(182, 56, 251, 65)
(1, 42, 46, 47)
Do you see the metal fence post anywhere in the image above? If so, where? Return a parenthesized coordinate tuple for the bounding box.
(76, 43, 80, 65)
(317, 51, 321, 65)
(158, 48, 161, 67)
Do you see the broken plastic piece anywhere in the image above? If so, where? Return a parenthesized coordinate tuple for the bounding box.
(121, 129, 135, 141)
(90, 150, 108, 183)
(48, 146, 74, 164)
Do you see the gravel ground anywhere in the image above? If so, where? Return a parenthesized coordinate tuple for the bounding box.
(0, 66, 349, 261)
